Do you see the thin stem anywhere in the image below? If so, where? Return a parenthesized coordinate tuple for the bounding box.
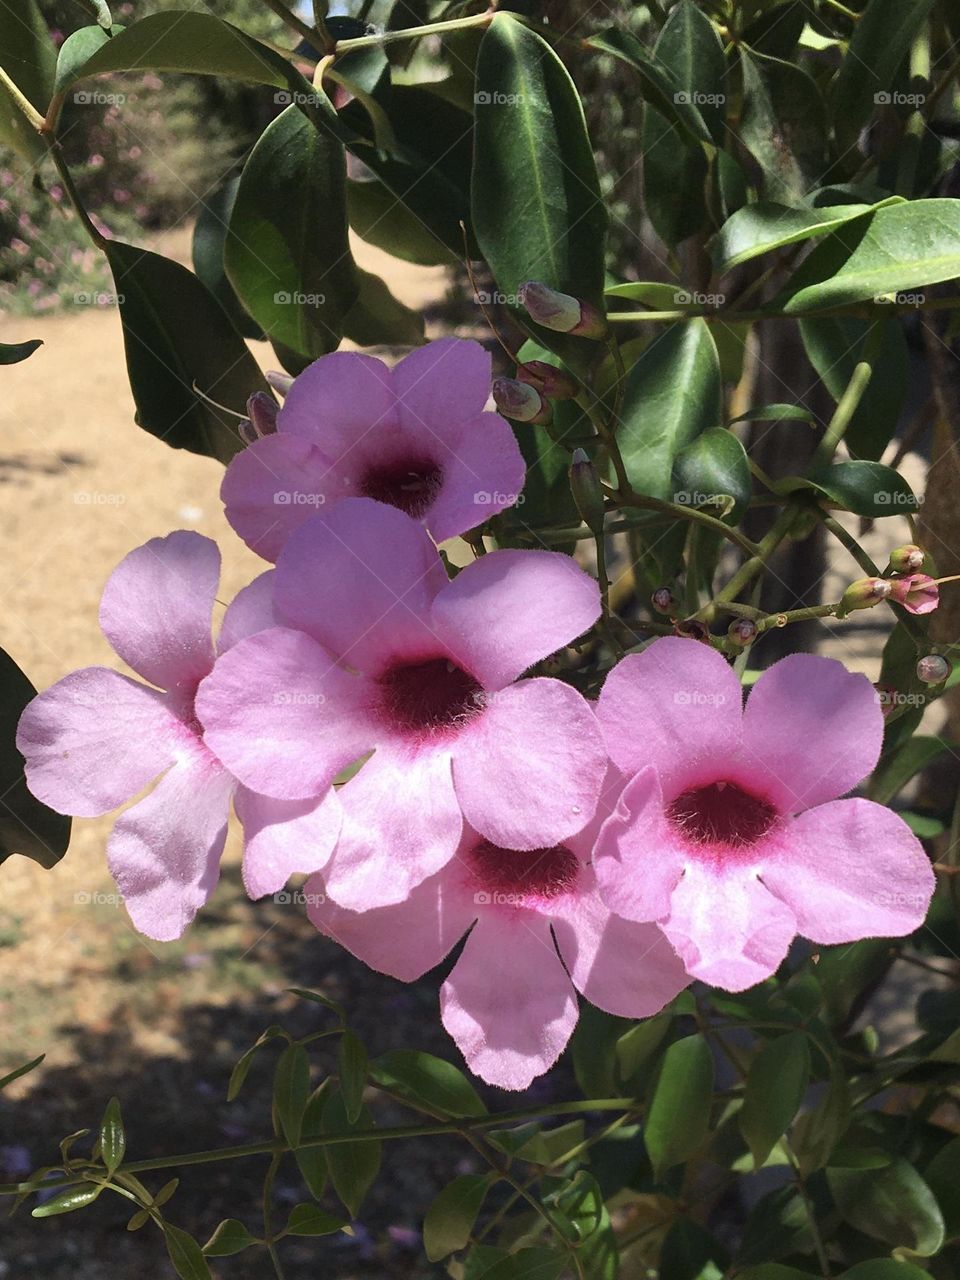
(700, 504, 800, 616)
(811, 320, 882, 468)
(336, 10, 496, 52)
(783, 1142, 833, 1278)
(48, 141, 107, 250)
(607, 486, 758, 557)
(607, 295, 960, 325)
(579, 395, 631, 494)
(262, 1152, 286, 1279)
(0, 66, 45, 133)
(260, 0, 331, 54)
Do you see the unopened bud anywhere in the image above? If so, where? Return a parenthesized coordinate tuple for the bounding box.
(917, 654, 951, 685)
(675, 618, 710, 643)
(518, 281, 607, 339)
(265, 370, 294, 396)
(889, 544, 925, 573)
(887, 573, 939, 616)
(569, 448, 605, 534)
(517, 360, 579, 400)
(728, 617, 758, 647)
(492, 377, 552, 424)
(837, 576, 892, 618)
(246, 391, 279, 439)
(651, 587, 677, 616)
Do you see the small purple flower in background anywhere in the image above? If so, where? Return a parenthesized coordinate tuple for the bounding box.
(221, 338, 526, 561)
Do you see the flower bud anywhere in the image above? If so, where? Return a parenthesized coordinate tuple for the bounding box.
(675, 618, 710, 643)
(651, 587, 677, 616)
(246, 390, 279, 439)
(889, 544, 925, 573)
(517, 360, 579, 400)
(265, 370, 294, 396)
(492, 377, 552, 424)
(836, 576, 892, 618)
(887, 573, 939, 616)
(728, 617, 758, 647)
(518, 281, 607, 339)
(917, 654, 951, 685)
(569, 448, 605, 535)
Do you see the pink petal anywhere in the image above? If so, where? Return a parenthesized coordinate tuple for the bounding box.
(323, 746, 463, 910)
(107, 748, 233, 941)
(278, 351, 396, 449)
(306, 860, 474, 981)
(273, 498, 448, 674)
(597, 638, 744, 788)
(431, 550, 600, 690)
(593, 767, 686, 922)
(99, 531, 218, 693)
(196, 627, 374, 800)
(392, 338, 492, 431)
(221, 434, 352, 563)
(217, 571, 276, 654)
(742, 653, 883, 810)
(17, 668, 183, 817)
(550, 867, 690, 1017)
(760, 798, 934, 944)
(441, 915, 578, 1090)
(236, 786, 343, 899)
(425, 413, 526, 543)
(453, 678, 607, 849)
(663, 861, 797, 992)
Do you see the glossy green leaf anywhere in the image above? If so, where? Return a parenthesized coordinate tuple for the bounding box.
(99, 1097, 125, 1175)
(273, 1042, 310, 1147)
(284, 1202, 347, 1236)
(347, 177, 458, 267)
(472, 14, 606, 365)
(202, 1219, 258, 1257)
(322, 1093, 381, 1218)
(645, 1034, 714, 1178)
(32, 1183, 102, 1217)
(370, 1050, 486, 1119)
(728, 403, 814, 424)
(287, 987, 346, 1023)
(341, 268, 425, 348)
(606, 281, 692, 307)
(227, 1025, 286, 1102)
(619, 319, 722, 499)
(777, 460, 918, 517)
(652, 0, 726, 141)
(791, 1060, 850, 1176)
(423, 1174, 490, 1261)
(192, 178, 262, 340)
(589, 28, 714, 145)
(739, 49, 827, 201)
(54, 14, 298, 98)
(870, 735, 949, 806)
(294, 1084, 330, 1200)
(827, 1156, 945, 1256)
(225, 105, 359, 359)
(831, 0, 937, 150)
(778, 199, 960, 313)
(103, 240, 266, 464)
(615, 1013, 672, 1085)
(923, 1137, 960, 1236)
(711, 201, 883, 272)
(672, 427, 752, 522)
(742, 1, 806, 59)
(815, 940, 891, 1028)
(738, 1185, 814, 1264)
(0, 645, 70, 868)
(0, 338, 43, 365)
(800, 316, 908, 460)
(739, 1033, 810, 1169)
(164, 1224, 213, 1280)
(0, 1054, 44, 1091)
(338, 1030, 367, 1125)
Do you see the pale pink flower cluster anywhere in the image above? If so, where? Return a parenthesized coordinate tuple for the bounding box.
(18, 340, 934, 1090)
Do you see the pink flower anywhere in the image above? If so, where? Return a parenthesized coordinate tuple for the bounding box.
(887, 573, 939, 615)
(220, 339, 526, 562)
(306, 790, 689, 1090)
(593, 638, 934, 992)
(17, 533, 341, 941)
(197, 500, 605, 911)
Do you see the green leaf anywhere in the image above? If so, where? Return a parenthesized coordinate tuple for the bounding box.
(728, 403, 814, 424)
(652, 0, 726, 141)
(512, 1120, 585, 1166)
(347, 178, 457, 267)
(738, 1185, 814, 1264)
(0, 338, 43, 365)
(711, 201, 885, 273)
(99, 1097, 125, 1175)
(54, 14, 299, 98)
(103, 240, 267, 464)
(287, 987, 346, 1023)
(225, 105, 359, 359)
(923, 1137, 960, 1236)
(672, 427, 752, 522)
(739, 1033, 811, 1169)
(273, 1042, 310, 1147)
(659, 1217, 728, 1280)
(606, 281, 692, 307)
(831, 0, 937, 150)
(192, 179, 262, 340)
(295, 1084, 330, 1200)
(341, 268, 425, 349)
(338, 1030, 367, 1125)
(0, 1053, 44, 1091)
(870, 735, 949, 806)
(322, 1093, 381, 1218)
(827, 1156, 945, 1256)
(0, 0, 54, 161)
(778, 460, 918, 517)
(472, 14, 606, 367)
(473, 1248, 567, 1280)
(32, 1183, 101, 1217)
(284, 1202, 347, 1236)
(777, 199, 960, 313)
(792, 1062, 850, 1176)
(370, 1050, 486, 1119)
(423, 1174, 491, 1261)
(615, 1013, 672, 1086)
(619, 319, 722, 499)
(227, 1025, 286, 1102)
(739, 49, 827, 201)
(589, 28, 714, 145)
(841, 1263, 933, 1280)
(202, 1219, 258, 1256)
(644, 1034, 714, 1178)
(816, 940, 892, 1028)
(164, 1224, 213, 1280)
(0, 646, 70, 868)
